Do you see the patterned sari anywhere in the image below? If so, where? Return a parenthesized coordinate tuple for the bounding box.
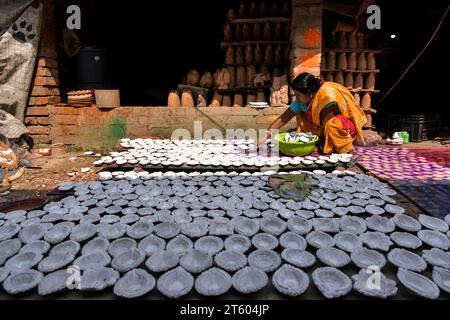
(296, 82, 366, 154)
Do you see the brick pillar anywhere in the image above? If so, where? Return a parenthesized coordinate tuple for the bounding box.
(290, 0, 323, 79)
(25, 0, 60, 148)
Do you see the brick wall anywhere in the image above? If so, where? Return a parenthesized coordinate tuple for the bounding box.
(290, 0, 323, 78)
(49, 105, 296, 151)
(24, 0, 60, 148)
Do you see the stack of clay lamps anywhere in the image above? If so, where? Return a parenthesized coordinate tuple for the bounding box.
(92, 138, 355, 170)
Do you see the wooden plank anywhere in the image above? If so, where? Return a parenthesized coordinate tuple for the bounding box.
(230, 17, 291, 24)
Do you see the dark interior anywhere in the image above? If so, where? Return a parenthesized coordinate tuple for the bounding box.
(55, 0, 449, 131)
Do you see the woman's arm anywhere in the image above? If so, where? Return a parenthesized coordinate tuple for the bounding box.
(263, 108, 297, 142)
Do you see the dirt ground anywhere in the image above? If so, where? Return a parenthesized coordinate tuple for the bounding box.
(0, 152, 100, 207)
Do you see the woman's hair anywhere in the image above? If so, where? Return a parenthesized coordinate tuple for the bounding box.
(291, 73, 321, 93)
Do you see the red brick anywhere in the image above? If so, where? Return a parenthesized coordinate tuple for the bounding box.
(48, 96, 61, 105)
(25, 117, 51, 125)
(37, 58, 58, 69)
(27, 125, 51, 135)
(51, 115, 78, 125)
(34, 97, 49, 105)
(26, 106, 49, 116)
(32, 135, 52, 144)
(31, 86, 51, 97)
(51, 106, 75, 115)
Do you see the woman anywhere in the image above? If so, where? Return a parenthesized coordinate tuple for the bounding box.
(264, 73, 366, 154)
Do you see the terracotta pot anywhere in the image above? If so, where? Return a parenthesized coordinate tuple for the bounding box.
(281, 1, 290, 17)
(274, 44, 283, 63)
(235, 47, 244, 64)
(264, 44, 273, 63)
(337, 52, 347, 70)
(334, 71, 344, 85)
(256, 89, 266, 102)
(246, 65, 256, 87)
(51, 143, 67, 158)
(226, 9, 235, 22)
(222, 94, 232, 107)
(361, 92, 371, 109)
(365, 72, 376, 90)
(337, 32, 347, 49)
(325, 72, 334, 82)
(347, 52, 357, 70)
(357, 33, 365, 48)
(344, 72, 353, 88)
(249, 1, 257, 18)
(259, 65, 269, 75)
(245, 45, 253, 64)
(263, 22, 271, 41)
(284, 45, 290, 61)
(186, 70, 200, 86)
(260, 2, 268, 17)
(233, 93, 244, 107)
(326, 51, 336, 70)
(347, 32, 357, 49)
(197, 94, 207, 107)
(364, 114, 373, 128)
(226, 66, 235, 87)
(270, 2, 279, 16)
(353, 93, 361, 105)
(225, 46, 234, 65)
(223, 24, 233, 42)
(215, 68, 231, 89)
(246, 93, 256, 106)
(272, 67, 282, 77)
(234, 24, 242, 42)
(236, 66, 246, 87)
(252, 23, 262, 41)
(284, 23, 290, 41)
(274, 23, 282, 41)
(354, 73, 363, 90)
(242, 24, 252, 41)
(238, 2, 247, 18)
(209, 92, 222, 107)
(254, 45, 263, 64)
(168, 90, 181, 108)
(357, 53, 367, 70)
(367, 53, 376, 69)
(181, 90, 194, 108)
(200, 72, 214, 88)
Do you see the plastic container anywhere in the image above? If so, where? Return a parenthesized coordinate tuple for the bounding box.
(388, 114, 441, 142)
(274, 133, 318, 156)
(76, 47, 111, 89)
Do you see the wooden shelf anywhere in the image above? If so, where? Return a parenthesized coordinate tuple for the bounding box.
(350, 89, 380, 93)
(230, 17, 291, 24)
(223, 62, 289, 67)
(321, 69, 380, 73)
(221, 41, 290, 47)
(218, 86, 271, 94)
(324, 49, 382, 53)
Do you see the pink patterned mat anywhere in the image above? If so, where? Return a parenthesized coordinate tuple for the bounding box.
(354, 146, 450, 218)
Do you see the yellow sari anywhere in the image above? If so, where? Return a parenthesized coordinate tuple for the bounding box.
(296, 82, 366, 154)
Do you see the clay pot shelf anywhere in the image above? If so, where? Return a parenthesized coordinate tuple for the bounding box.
(349, 89, 380, 93)
(218, 86, 271, 94)
(223, 62, 288, 67)
(321, 69, 380, 73)
(230, 17, 291, 24)
(221, 41, 289, 47)
(324, 49, 382, 53)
